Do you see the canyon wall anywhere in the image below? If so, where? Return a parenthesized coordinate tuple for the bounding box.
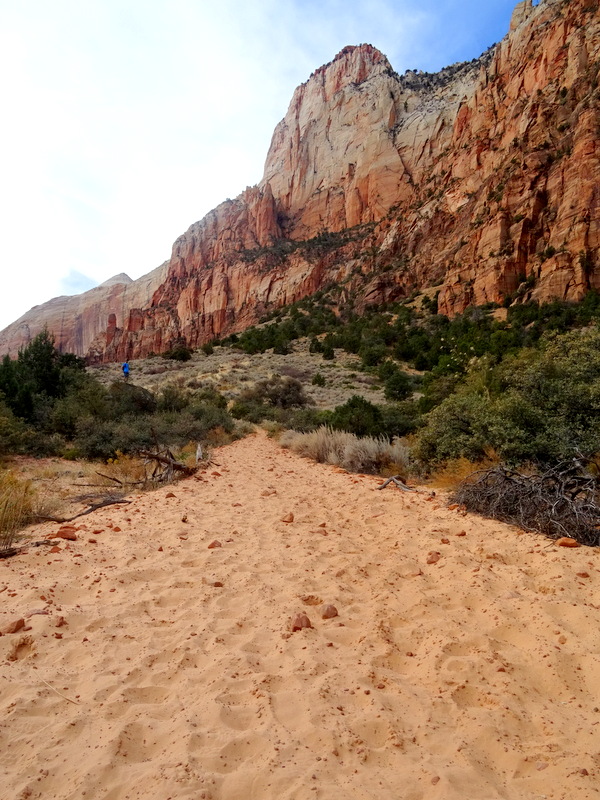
(2, 0, 598, 361)
(0, 264, 168, 357)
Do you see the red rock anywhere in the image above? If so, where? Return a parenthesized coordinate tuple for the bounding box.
(55, 616, 67, 628)
(282, 513, 294, 523)
(556, 537, 581, 548)
(112, 526, 121, 532)
(1, 618, 25, 635)
(426, 552, 441, 565)
(53, 633, 63, 639)
(54, 530, 77, 541)
(290, 613, 312, 632)
(208, 540, 222, 549)
(211, 472, 221, 477)
(49, 546, 61, 554)
(158, 546, 163, 552)
(165, 492, 176, 498)
(577, 572, 590, 578)
(88, 538, 97, 544)
(441, 538, 450, 544)
(457, 531, 467, 537)
(447, 504, 459, 511)
(322, 605, 338, 619)
(212, 581, 224, 587)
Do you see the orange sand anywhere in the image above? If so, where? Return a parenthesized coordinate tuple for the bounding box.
(1, 432, 599, 799)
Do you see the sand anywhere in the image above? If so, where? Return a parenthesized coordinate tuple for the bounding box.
(1, 431, 599, 800)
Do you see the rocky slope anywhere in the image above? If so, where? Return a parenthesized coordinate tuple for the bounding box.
(0, 264, 168, 357)
(3, 0, 598, 361)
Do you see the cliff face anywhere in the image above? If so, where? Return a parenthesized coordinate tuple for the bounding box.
(3, 0, 598, 361)
(0, 264, 168, 357)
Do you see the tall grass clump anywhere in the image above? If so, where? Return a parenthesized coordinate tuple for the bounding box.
(0, 471, 35, 553)
(280, 426, 411, 476)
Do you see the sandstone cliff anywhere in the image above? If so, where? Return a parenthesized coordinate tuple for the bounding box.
(0, 263, 168, 357)
(3, 0, 598, 361)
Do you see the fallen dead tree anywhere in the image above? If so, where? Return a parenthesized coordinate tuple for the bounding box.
(138, 448, 197, 481)
(452, 461, 600, 547)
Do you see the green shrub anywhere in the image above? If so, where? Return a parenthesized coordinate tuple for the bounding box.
(312, 373, 326, 387)
(329, 396, 384, 438)
(383, 370, 412, 401)
(240, 375, 310, 409)
(163, 345, 193, 361)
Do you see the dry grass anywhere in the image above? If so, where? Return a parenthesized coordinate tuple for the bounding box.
(427, 454, 501, 491)
(0, 470, 36, 553)
(279, 426, 411, 476)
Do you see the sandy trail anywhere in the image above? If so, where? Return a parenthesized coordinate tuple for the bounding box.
(1, 431, 599, 800)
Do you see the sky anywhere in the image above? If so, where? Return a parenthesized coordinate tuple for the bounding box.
(0, 0, 525, 331)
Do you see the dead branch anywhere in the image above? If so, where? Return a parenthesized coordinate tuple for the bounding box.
(95, 471, 123, 485)
(452, 461, 600, 547)
(377, 475, 415, 492)
(138, 450, 197, 476)
(36, 497, 131, 524)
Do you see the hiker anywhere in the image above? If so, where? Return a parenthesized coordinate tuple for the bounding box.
(122, 362, 130, 379)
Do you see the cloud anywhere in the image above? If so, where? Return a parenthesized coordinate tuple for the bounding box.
(58, 270, 98, 296)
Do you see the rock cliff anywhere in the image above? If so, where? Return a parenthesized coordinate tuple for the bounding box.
(3, 0, 598, 361)
(0, 263, 168, 357)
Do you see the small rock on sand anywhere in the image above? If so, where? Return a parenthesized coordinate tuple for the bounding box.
(1, 618, 25, 635)
(291, 613, 311, 632)
(208, 540, 222, 549)
(322, 605, 338, 619)
(556, 537, 581, 547)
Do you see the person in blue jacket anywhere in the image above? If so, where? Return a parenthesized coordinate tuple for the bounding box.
(122, 362, 130, 379)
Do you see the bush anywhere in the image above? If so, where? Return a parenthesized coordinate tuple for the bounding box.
(383, 370, 412, 401)
(163, 346, 193, 361)
(240, 375, 310, 409)
(329, 396, 384, 438)
(280, 426, 411, 476)
(312, 373, 326, 387)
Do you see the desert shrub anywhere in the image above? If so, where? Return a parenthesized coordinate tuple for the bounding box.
(163, 345, 193, 361)
(380, 402, 420, 438)
(108, 382, 157, 417)
(312, 373, 326, 387)
(328, 396, 384, 438)
(383, 370, 412, 401)
(191, 386, 227, 408)
(157, 384, 190, 413)
(280, 426, 411, 476)
(272, 406, 325, 432)
(416, 328, 600, 468)
(201, 342, 214, 356)
(0, 399, 32, 455)
(359, 341, 387, 367)
(230, 400, 272, 424)
(415, 393, 488, 465)
(241, 375, 310, 409)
